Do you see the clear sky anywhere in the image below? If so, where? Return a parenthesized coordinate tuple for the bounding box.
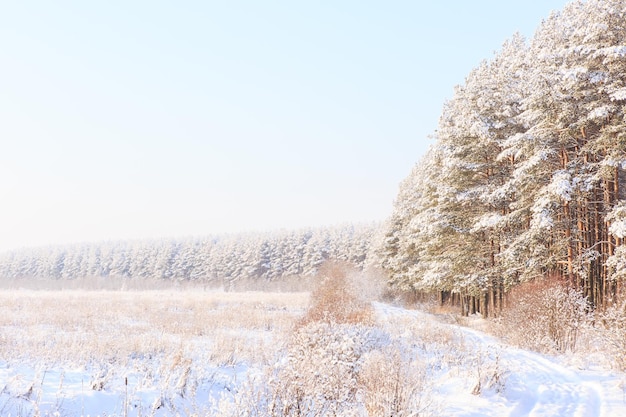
(0, 1, 570, 252)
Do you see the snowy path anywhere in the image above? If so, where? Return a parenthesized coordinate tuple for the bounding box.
(375, 302, 626, 417)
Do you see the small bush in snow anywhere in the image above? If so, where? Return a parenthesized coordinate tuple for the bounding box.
(271, 321, 387, 416)
(359, 345, 431, 417)
(302, 262, 374, 326)
(219, 321, 388, 416)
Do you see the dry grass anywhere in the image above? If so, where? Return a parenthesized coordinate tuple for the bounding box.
(0, 289, 309, 367)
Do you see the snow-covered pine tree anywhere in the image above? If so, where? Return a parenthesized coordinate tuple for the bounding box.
(385, 0, 626, 310)
(385, 36, 528, 316)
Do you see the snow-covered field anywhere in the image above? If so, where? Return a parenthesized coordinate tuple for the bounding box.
(0, 290, 308, 416)
(1, 289, 625, 416)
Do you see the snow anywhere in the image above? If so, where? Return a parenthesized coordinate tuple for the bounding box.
(0, 360, 248, 416)
(472, 213, 505, 232)
(596, 45, 626, 60)
(2, 297, 626, 416)
(610, 220, 626, 239)
(531, 200, 555, 230)
(610, 87, 626, 102)
(547, 170, 573, 202)
(587, 105, 611, 120)
(560, 66, 588, 82)
(589, 71, 608, 84)
(608, 203, 626, 239)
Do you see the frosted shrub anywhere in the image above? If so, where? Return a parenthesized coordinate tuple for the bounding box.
(499, 280, 589, 353)
(599, 303, 626, 371)
(272, 321, 386, 416)
(219, 321, 387, 416)
(359, 345, 431, 417)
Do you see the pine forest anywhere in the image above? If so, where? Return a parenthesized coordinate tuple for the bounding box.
(383, 0, 626, 315)
(0, 224, 380, 288)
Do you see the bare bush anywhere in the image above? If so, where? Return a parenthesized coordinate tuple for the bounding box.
(359, 345, 432, 416)
(498, 280, 589, 353)
(302, 262, 374, 326)
(471, 348, 507, 396)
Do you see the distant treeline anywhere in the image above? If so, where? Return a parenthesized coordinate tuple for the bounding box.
(0, 224, 381, 286)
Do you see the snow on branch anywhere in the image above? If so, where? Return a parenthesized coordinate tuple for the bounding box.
(608, 203, 626, 239)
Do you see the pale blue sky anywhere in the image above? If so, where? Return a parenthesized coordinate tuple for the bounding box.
(0, 1, 569, 252)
